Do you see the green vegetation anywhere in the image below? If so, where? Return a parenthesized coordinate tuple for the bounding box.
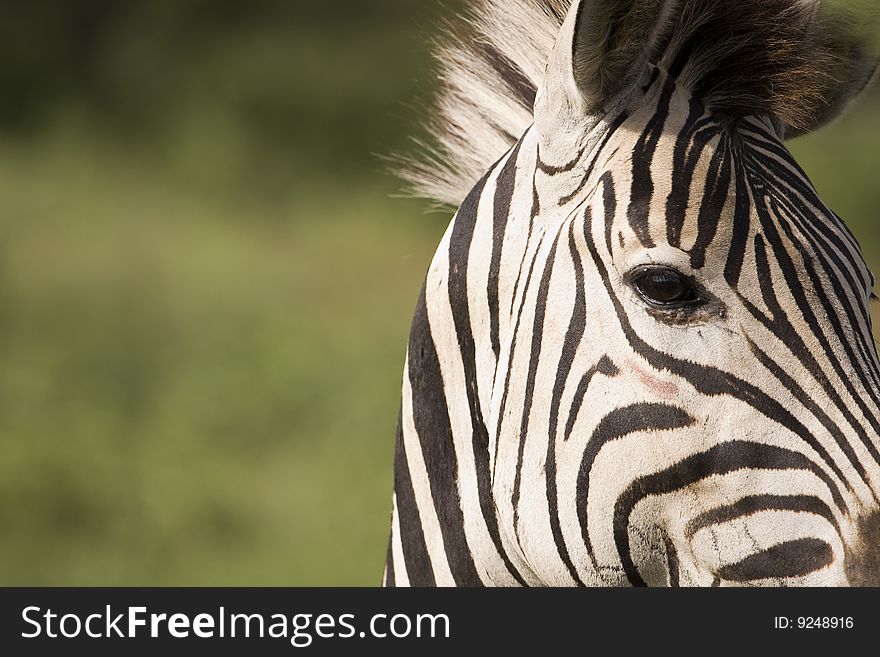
(0, 141, 443, 584)
(0, 1, 877, 585)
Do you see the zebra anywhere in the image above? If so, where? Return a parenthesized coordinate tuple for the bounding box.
(384, 0, 880, 586)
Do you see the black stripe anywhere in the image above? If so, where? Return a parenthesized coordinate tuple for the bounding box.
(601, 173, 616, 254)
(685, 494, 840, 539)
(447, 174, 524, 586)
(392, 406, 436, 587)
(383, 529, 396, 587)
(488, 141, 523, 359)
(628, 78, 676, 247)
(545, 224, 589, 585)
(407, 286, 480, 586)
(689, 140, 731, 269)
(577, 402, 694, 570)
(642, 66, 661, 92)
(718, 538, 834, 582)
(723, 156, 751, 286)
(512, 231, 562, 532)
(563, 355, 619, 443)
(666, 97, 709, 248)
(530, 173, 541, 220)
(537, 143, 587, 175)
(494, 233, 546, 481)
(504, 171, 540, 326)
(476, 41, 537, 110)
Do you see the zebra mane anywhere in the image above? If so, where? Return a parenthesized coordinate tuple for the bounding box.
(400, 0, 878, 207)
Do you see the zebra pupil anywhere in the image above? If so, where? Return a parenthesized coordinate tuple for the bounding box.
(633, 267, 699, 307)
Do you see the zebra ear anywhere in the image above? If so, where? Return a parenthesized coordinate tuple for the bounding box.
(783, 54, 879, 140)
(535, 0, 671, 125)
(779, 1, 880, 139)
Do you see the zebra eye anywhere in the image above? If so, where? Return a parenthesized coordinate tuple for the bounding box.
(630, 266, 702, 309)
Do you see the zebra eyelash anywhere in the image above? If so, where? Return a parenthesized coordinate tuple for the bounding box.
(622, 265, 729, 327)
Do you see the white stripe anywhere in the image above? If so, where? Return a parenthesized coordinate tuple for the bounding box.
(390, 495, 410, 587)
(401, 357, 456, 585)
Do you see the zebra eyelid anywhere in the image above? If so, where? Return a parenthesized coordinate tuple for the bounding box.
(625, 265, 706, 309)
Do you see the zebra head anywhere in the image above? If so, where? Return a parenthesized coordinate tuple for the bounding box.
(387, 0, 880, 587)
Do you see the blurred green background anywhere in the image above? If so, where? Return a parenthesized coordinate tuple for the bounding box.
(0, 1, 878, 586)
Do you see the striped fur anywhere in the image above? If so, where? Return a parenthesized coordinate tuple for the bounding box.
(386, 0, 880, 586)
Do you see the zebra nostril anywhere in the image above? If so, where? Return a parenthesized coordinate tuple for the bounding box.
(844, 511, 880, 587)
